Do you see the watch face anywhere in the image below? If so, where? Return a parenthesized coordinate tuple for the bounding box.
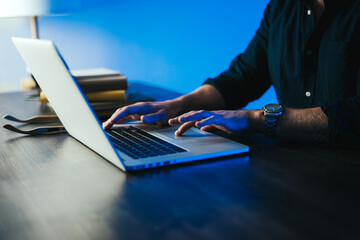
(265, 103, 283, 113)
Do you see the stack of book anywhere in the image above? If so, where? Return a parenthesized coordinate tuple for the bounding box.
(40, 68, 128, 104)
(35, 67, 153, 119)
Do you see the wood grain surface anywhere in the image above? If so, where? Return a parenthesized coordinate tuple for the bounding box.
(0, 83, 359, 240)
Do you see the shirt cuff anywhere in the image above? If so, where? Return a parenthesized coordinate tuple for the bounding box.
(320, 101, 338, 142)
(321, 99, 360, 146)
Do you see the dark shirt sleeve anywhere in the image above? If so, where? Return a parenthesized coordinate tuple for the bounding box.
(321, 68, 360, 145)
(203, 2, 273, 109)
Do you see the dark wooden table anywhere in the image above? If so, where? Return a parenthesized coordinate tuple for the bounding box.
(0, 82, 359, 240)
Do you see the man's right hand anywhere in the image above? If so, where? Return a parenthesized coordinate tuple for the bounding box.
(102, 100, 182, 130)
(102, 84, 227, 130)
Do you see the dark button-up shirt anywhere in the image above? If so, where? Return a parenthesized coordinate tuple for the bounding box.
(204, 0, 360, 145)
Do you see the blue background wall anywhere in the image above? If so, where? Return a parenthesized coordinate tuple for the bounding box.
(0, 0, 276, 109)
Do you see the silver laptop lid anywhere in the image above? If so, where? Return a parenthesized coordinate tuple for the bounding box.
(12, 37, 126, 171)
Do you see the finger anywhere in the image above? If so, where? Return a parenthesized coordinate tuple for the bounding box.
(103, 108, 132, 129)
(103, 115, 132, 129)
(168, 113, 194, 126)
(201, 122, 232, 134)
(131, 114, 141, 121)
(168, 112, 192, 125)
(175, 121, 196, 136)
(170, 110, 214, 125)
(180, 110, 214, 123)
(104, 103, 156, 129)
(169, 111, 199, 125)
(168, 116, 181, 126)
(141, 109, 168, 124)
(207, 124, 232, 134)
(200, 125, 219, 133)
(195, 116, 233, 133)
(195, 116, 223, 128)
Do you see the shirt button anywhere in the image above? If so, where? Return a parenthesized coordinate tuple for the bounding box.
(305, 91, 311, 97)
(307, 9, 311, 15)
(306, 50, 312, 56)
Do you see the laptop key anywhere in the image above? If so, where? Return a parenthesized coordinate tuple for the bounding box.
(106, 127, 187, 159)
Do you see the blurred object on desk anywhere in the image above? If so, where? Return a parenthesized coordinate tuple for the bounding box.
(39, 89, 128, 103)
(40, 90, 154, 120)
(21, 76, 37, 91)
(72, 68, 128, 92)
(39, 67, 129, 106)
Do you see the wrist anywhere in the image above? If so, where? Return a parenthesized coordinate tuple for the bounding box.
(248, 110, 265, 134)
(165, 97, 186, 117)
(176, 93, 197, 113)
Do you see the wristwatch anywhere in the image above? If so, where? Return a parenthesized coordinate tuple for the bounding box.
(261, 103, 284, 138)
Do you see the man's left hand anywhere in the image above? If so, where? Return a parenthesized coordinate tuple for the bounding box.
(168, 110, 257, 136)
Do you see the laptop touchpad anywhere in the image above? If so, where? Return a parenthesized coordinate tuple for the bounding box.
(155, 128, 208, 140)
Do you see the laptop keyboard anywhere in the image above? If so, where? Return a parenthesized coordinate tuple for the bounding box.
(106, 126, 187, 159)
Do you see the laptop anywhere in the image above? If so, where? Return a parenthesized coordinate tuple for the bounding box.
(12, 37, 249, 171)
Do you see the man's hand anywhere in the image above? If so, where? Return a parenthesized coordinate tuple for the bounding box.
(102, 100, 183, 129)
(102, 84, 227, 130)
(168, 107, 330, 145)
(168, 110, 259, 136)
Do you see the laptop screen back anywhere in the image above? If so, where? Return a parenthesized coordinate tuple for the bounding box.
(12, 37, 125, 170)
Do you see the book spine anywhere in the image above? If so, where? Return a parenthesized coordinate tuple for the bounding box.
(77, 77, 128, 92)
(40, 90, 126, 103)
(75, 74, 120, 80)
(85, 90, 127, 102)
